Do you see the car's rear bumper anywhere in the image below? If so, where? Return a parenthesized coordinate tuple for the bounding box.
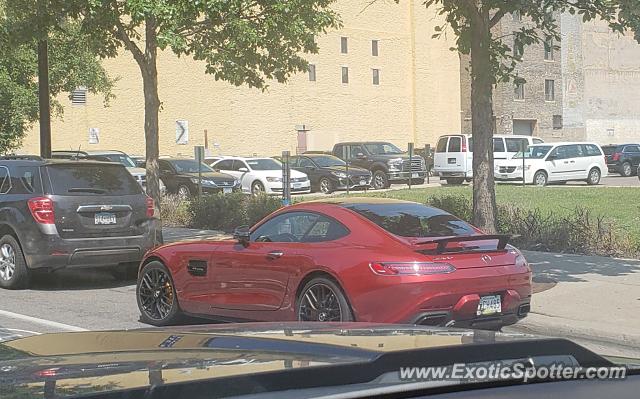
(23, 220, 159, 270)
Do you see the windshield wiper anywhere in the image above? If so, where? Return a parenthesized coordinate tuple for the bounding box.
(67, 187, 107, 194)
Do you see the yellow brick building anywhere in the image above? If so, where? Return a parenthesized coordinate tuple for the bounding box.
(19, 1, 462, 157)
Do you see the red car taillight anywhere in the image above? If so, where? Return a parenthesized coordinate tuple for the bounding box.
(27, 197, 55, 224)
(369, 262, 456, 276)
(514, 255, 529, 270)
(612, 152, 622, 161)
(146, 196, 155, 218)
(461, 137, 468, 153)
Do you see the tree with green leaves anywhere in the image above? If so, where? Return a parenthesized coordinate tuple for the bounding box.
(62, 0, 340, 208)
(0, 1, 114, 154)
(419, 0, 635, 233)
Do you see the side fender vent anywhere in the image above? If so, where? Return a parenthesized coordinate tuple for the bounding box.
(187, 260, 208, 277)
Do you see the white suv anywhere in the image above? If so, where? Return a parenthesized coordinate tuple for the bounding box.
(212, 157, 311, 195)
(433, 134, 544, 185)
(495, 142, 607, 186)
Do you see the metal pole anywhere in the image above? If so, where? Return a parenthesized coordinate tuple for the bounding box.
(408, 142, 414, 189)
(345, 159, 350, 195)
(425, 144, 431, 184)
(37, 0, 51, 158)
(282, 151, 291, 205)
(522, 141, 526, 187)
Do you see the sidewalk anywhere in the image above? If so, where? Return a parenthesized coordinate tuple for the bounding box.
(163, 227, 640, 356)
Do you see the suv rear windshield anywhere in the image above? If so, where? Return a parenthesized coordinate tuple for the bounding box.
(46, 164, 142, 196)
(601, 146, 619, 156)
(342, 202, 476, 237)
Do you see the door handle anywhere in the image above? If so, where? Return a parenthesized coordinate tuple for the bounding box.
(563, 161, 569, 164)
(267, 251, 284, 260)
(570, 160, 575, 163)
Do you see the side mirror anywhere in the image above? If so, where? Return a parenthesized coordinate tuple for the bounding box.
(233, 226, 251, 247)
(546, 154, 557, 161)
(238, 167, 249, 172)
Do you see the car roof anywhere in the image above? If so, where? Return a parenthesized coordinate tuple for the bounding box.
(529, 142, 600, 147)
(82, 150, 126, 155)
(335, 141, 393, 145)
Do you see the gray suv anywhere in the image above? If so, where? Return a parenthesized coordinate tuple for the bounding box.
(0, 157, 159, 289)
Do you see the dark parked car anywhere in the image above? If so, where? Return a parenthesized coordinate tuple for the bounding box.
(290, 154, 371, 193)
(602, 144, 640, 177)
(155, 158, 239, 198)
(0, 159, 159, 289)
(332, 142, 426, 189)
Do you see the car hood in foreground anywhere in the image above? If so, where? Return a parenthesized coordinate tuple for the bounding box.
(0, 323, 635, 397)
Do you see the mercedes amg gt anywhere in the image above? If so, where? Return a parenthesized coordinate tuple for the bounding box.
(136, 198, 532, 328)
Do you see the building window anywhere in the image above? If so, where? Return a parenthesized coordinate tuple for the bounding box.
(341, 37, 348, 54)
(513, 39, 523, 59)
(513, 10, 521, 21)
(544, 36, 554, 60)
(341, 66, 349, 84)
(71, 87, 87, 105)
(553, 115, 563, 130)
(545, 79, 555, 101)
(514, 82, 525, 100)
(308, 64, 316, 81)
(372, 40, 379, 56)
(372, 69, 380, 85)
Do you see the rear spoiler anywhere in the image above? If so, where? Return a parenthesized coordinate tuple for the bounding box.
(415, 234, 515, 255)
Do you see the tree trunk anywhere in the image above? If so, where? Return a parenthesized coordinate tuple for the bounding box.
(469, 6, 498, 233)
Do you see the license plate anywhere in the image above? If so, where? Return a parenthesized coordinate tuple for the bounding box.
(448, 158, 456, 164)
(223, 187, 232, 194)
(292, 183, 302, 189)
(477, 295, 501, 316)
(94, 212, 116, 225)
(411, 172, 419, 178)
(499, 174, 509, 179)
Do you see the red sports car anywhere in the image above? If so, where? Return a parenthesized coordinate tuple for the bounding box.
(136, 198, 532, 328)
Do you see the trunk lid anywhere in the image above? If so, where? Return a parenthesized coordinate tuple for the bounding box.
(45, 163, 148, 239)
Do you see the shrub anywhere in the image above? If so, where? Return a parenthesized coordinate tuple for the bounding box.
(185, 193, 283, 232)
(246, 194, 283, 226)
(160, 195, 192, 227)
(423, 194, 637, 258)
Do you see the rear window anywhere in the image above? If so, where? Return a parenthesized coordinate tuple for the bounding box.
(601, 146, 618, 156)
(493, 138, 505, 152)
(505, 138, 528, 152)
(436, 137, 448, 153)
(448, 137, 462, 152)
(343, 202, 476, 238)
(47, 164, 142, 196)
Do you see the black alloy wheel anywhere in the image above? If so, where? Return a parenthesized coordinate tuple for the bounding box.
(297, 277, 353, 322)
(137, 261, 181, 326)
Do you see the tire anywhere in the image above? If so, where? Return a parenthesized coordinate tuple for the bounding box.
(297, 277, 354, 322)
(111, 262, 139, 281)
(372, 170, 390, 190)
(446, 178, 465, 185)
(137, 261, 182, 326)
(177, 185, 191, 199)
(251, 180, 266, 196)
(587, 167, 601, 185)
(533, 171, 548, 187)
(621, 162, 632, 177)
(411, 178, 425, 185)
(319, 177, 334, 194)
(0, 235, 29, 289)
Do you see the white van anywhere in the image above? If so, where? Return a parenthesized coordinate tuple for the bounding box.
(433, 134, 544, 185)
(495, 142, 607, 186)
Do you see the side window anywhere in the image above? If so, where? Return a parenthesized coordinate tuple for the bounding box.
(252, 212, 349, 243)
(566, 144, 583, 158)
(0, 166, 11, 194)
(448, 137, 462, 152)
(231, 160, 248, 171)
(624, 145, 640, 153)
(585, 144, 602, 156)
(436, 137, 448, 153)
(334, 145, 344, 159)
(551, 146, 570, 160)
(12, 166, 42, 194)
(350, 145, 366, 158)
(299, 158, 314, 168)
(493, 138, 506, 152)
(159, 161, 174, 174)
(215, 160, 232, 170)
(290, 157, 300, 168)
(505, 138, 527, 152)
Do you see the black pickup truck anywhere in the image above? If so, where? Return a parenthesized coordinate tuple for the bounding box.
(332, 141, 427, 189)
